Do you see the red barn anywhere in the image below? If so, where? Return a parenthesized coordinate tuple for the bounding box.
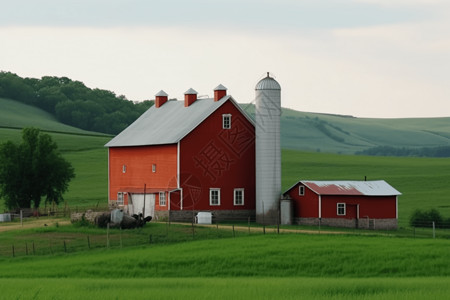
(105, 85, 255, 222)
(283, 180, 401, 230)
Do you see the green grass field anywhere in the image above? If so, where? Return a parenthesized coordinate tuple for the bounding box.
(0, 223, 449, 299)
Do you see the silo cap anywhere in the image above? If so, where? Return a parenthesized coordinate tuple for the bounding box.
(255, 73, 281, 90)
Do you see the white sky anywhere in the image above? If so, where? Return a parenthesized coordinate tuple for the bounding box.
(0, 0, 449, 118)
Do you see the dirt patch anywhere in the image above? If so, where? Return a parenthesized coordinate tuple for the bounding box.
(0, 218, 70, 232)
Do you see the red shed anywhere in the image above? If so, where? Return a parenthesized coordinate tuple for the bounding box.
(283, 180, 401, 230)
(106, 85, 256, 222)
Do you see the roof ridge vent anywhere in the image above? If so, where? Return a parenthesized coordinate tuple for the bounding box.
(184, 88, 198, 107)
(214, 84, 227, 102)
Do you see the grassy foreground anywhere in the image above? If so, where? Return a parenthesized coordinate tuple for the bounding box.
(0, 277, 448, 300)
(0, 225, 449, 299)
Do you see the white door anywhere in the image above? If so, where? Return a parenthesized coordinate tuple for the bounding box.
(129, 194, 155, 217)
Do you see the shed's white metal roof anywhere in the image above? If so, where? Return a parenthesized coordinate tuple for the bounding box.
(285, 180, 401, 196)
(105, 95, 250, 147)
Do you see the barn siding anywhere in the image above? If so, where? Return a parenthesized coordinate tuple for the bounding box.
(179, 100, 255, 211)
(108, 144, 178, 203)
(287, 185, 319, 218)
(321, 195, 397, 219)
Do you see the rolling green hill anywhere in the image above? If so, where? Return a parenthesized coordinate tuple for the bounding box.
(241, 104, 450, 154)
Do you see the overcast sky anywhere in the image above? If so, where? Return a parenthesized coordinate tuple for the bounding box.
(1, 0, 449, 118)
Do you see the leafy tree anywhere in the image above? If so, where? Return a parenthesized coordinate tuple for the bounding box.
(0, 128, 75, 209)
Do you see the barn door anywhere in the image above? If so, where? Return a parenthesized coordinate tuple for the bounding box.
(128, 194, 155, 217)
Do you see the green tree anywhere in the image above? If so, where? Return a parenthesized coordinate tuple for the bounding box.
(0, 128, 75, 209)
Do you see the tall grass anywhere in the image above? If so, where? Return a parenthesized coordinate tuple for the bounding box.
(0, 231, 448, 278)
(0, 277, 449, 300)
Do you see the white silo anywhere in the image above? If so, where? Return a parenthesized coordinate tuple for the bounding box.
(255, 73, 281, 224)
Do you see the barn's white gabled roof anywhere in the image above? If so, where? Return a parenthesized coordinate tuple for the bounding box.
(285, 180, 401, 196)
(105, 95, 252, 147)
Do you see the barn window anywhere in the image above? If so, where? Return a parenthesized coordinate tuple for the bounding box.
(152, 164, 156, 173)
(122, 165, 126, 173)
(210, 188, 221, 206)
(117, 192, 124, 205)
(234, 188, 244, 206)
(337, 203, 346, 216)
(159, 192, 166, 206)
(222, 114, 231, 129)
(299, 185, 305, 196)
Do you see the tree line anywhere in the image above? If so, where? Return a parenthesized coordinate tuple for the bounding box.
(0, 71, 154, 134)
(356, 145, 450, 157)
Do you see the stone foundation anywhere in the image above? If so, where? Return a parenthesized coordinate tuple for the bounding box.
(295, 217, 397, 230)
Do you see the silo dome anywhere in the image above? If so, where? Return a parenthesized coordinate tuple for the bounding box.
(255, 74, 281, 90)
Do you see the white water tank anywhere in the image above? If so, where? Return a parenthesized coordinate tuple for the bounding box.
(196, 212, 212, 224)
(255, 73, 281, 224)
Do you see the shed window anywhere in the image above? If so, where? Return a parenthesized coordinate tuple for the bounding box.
(299, 185, 305, 196)
(210, 188, 220, 206)
(337, 203, 346, 216)
(159, 192, 166, 206)
(234, 188, 244, 206)
(222, 114, 231, 129)
(122, 165, 127, 173)
(152, 164, 156, 173)
(117, 192, 124, 205)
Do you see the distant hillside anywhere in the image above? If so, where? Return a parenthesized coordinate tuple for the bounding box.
(241, 104, 450, 154)
(0, 98, 106, 135)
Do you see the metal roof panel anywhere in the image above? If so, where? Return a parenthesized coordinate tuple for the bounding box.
(285, 180, 401, 196)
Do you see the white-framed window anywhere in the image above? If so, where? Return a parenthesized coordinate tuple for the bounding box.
(159, 192, 166, 206)
(222, 114, 231, 129)
(337, 203, 346, 216)
(234, 188, 244, 206)
(299, 185, 305, 196)
(210, 188, 221, 206)
(122, 165, 126, 173)
(117, 192, 124, 205)
(152, 164, 156, 173)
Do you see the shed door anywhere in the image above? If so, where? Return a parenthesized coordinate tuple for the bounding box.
(129, 194, 155, 217)
(346, 204, 358, 219)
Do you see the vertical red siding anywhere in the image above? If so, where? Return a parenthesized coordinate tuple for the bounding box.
(179, 100, 255, 211)
(109, 144, 177, 204)
(287, 184, 319, 218)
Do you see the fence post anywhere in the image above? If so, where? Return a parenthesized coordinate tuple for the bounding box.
(233, 224, 235, 238)
(248, 216, 250, 234)
(25, 243, 28, 256)
(106, 223, 110, 249)
(64, 240, 67, 253)
(32, 242, 35, 255)
(12, 245, 15, 257)
(20, 210, 23, 227)
(87, 236, 91, 249)
(433, 221, 436, 239)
